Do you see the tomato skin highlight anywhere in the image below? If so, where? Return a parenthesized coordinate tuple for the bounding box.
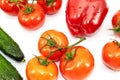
(102, 41, 120, 70)
(26, 56, 58, 80)
(37, 0, 62, 14)
(18, 4, 45, 30)
(60, 46, 94, 80)
(38, 30, 69, 60)
(0, 0, 27, 15)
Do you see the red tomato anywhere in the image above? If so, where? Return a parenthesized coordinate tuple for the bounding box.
(102, 41, 120, 70)
(26, 56, 58, 80)
(18, 4, 45, 30)
(38, 30, 69, 60)
(0, 0, 27, 15)
(37, 0, 62, 14)
(111, 10, 120, 35)
(112, 10, 120, 27)
(60, 46, 94, 80)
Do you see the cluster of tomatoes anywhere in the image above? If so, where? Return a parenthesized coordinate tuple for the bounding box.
(0, 0, 62, 30)
(26, 29, 94, 80)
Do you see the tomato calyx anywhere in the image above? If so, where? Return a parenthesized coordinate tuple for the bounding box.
(110, 21, 120, 34)
(35, 55, 50, 66)
(46, 0, 55, 6)
(40, 34, 58, 49)
(22, 0, 35, 15)
(66, 48, 76, 61)
(23, 5, 34, 14)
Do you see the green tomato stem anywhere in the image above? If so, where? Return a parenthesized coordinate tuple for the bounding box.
(109, 21, 120, 33)
(41, 34, 86, 60)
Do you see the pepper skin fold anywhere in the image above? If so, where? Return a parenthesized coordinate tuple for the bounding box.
(66, 0, 108, 37)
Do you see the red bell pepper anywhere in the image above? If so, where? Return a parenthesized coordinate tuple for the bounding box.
(66, 0, 108, 37)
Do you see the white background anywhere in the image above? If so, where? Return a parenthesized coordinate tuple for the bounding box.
(0, 0, 120, 80)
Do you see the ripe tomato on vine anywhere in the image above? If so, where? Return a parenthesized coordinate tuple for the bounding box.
(0, 0, 27, 15)
(37, 0, 62, 14)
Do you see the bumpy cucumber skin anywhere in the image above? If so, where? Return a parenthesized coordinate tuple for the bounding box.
(0, 54, 22, 80)
(0, 27, 24, 61)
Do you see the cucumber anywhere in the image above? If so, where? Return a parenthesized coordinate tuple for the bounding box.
(0, 54, 22, 80)
(0, 27, 24, 61)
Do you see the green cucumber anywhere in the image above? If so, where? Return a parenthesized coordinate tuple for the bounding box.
(0, 27, 24, 61)
(0, 54, 22, 80)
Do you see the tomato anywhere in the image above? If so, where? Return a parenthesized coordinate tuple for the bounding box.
(0, 0, 27, 15)
(38, 30, 69, 60)
(112, 10, 120, 27)
(102, 40, 120, 70)
(37, 0, 62, 14)
(18, 4, 45, 30)
(26, 56, 58, 80)
(60, 46, 94, 80)
(111, 10, 120, 35)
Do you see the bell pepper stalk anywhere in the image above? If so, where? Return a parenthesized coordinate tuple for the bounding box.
(66, 0, 108, 37)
